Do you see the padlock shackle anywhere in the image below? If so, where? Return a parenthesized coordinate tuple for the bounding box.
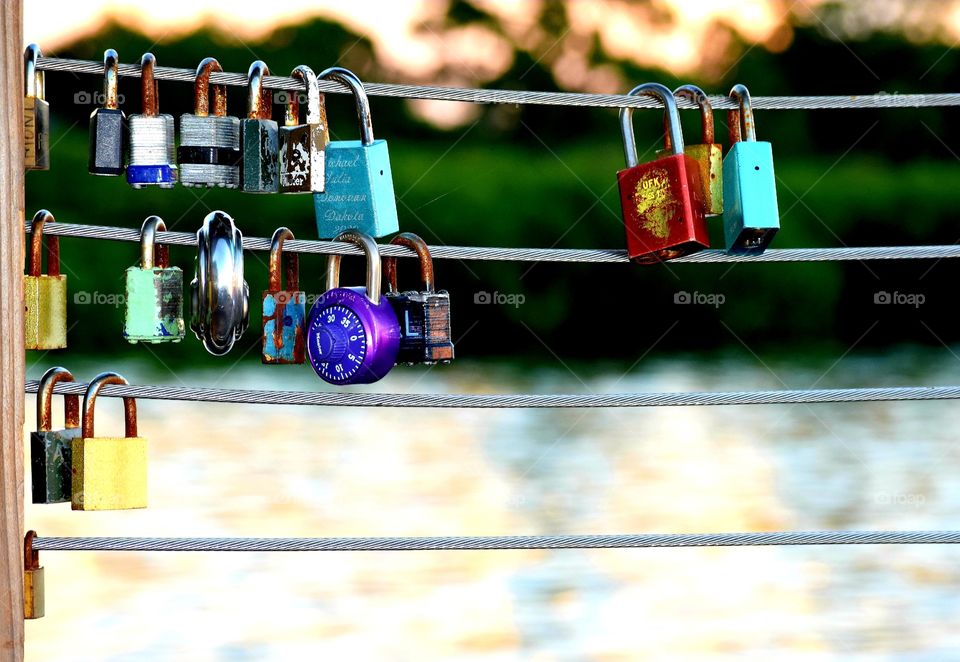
(24, 531, 40, 571)
(36, 366, 79, 432)
(327, 231, 381, 305)
(100, 49, 120, 110)
(139, 216, 169, 270)
(318, 67, 374, 146)
(28, 209, 59, 278)
(284, 65, 324, 128)
(727, 83, 757, 143)
(621, 82, 683, 168)
(663, 85, 714, 151)
(246, 61, 273, 120)
(140, 53, 159, 117)
(268, 227, 299, 292)
(383, 233, 435, 294)
(82, 372, 137, 440)
(194, 57, 228, 118)
(24, 44, 44, 99)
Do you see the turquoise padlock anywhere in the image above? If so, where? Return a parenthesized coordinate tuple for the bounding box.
(722, 84, 780, 255)
(313, 67, 399, 239)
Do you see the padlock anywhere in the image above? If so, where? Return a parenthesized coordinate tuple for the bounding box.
(24, 44, 49, 171)
(306, 231, 400, 384)
(123, 216, 185, 343)
(179, 57, 241, 188)
(240, 61, 280, 193)
(191, 210, 249, 355)
(262, 227, 305, 364)
(617, 82, 708, 263)
(24, 209, 67, 350)
(127, 53, 177, 188)
(31, 367, 80, 504)
(24, 531, 44, 620)
(656, 85, 722, 216)
(313, 67, 399, 238)
(383, 233, 454, 365)
(722, 84, 780, 255)
(88, 49, 125, 176)
(279, 65, 328, 194)
(72, 372, 147, 511)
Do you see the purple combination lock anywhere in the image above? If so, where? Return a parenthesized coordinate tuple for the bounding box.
(306, 230, 400, 384)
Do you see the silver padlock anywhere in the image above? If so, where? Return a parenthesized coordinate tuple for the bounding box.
(24, 44, 49, 171)
(191, 210, 249, 355)
(279, 65, 328, 194)
(127, 53, 177, 188)
(179, 57, 240, 188)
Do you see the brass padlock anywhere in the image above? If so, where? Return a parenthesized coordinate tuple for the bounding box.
(659, 85, 723, 216)
(72, 372, 148, 511)
(31, 366, 80, 504)
(24, 531, 44, 619)
(24, 209, 67, 350)
(24, 44, 49, 170)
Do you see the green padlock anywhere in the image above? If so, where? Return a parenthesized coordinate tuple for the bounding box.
(123, 216, 185, 343)
(31, 366, 80, 504)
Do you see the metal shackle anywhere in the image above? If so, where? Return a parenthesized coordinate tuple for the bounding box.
(194, 57, 227, 117)
(101, 49, 120, 110)
(36, 366, 79, 432)
(246, 61, 272, 120)
(192, 210, 249, 355)
(81, 372, 138, 440)
(284, 65, 323, 127)
(139, 53, 159, 117)
(139, 216, 169, 270)
(620, 82, 683, 168)
(383, 233, 435, 294)
(318, 67, 374, 146)
(24, 531, 40, 572)
(664, 84, 714, 151)
(728, 83, 757, 144)
(268, 227, 299, 292)
(28, 209, 60, 278)
(24, 44, 44, 99)
(326, 231, 382, 305)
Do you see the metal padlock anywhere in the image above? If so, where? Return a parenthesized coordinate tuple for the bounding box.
(124, 216, 185, 343)
(657, 85, 722, 216)
(24, 532, 44, 620)
(191, 211, 249, 355)
(240, 61, 279, 193)
(262, 227, 305, 364)
(31, 367, 80, 504)
(88, 49, 125, 176)
(72, 372, 147, 511)
(24, 209, 67, 350)
(723, 84, 780, 255)
(279, 65, 328, 193)
(179, 57, 241, 188)
(314, 67, 398, 238)
(306, 231, 400, 384)
(383, 233, 454, 365)
(24, 44, 49, 171)
(127, 53, 177, 188)
(617, 82, 708, 263)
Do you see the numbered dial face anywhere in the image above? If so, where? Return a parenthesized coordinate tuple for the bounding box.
(309, 304, 368, 383)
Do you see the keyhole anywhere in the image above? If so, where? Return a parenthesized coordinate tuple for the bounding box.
(754, 166, 760, 171)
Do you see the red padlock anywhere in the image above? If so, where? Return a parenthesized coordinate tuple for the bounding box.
(617, 82, 708, 263)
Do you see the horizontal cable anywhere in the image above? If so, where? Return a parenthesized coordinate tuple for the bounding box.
(36, 56, 960, 111)
(25, 221, 960, 264)
(31, 530, 960, 552)
(24, 380, 960, 409)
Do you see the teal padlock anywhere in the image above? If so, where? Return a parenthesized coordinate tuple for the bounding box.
(123, 216, 185, 343)
(722, 84, 780, 255)
(313, 67, 398, 239)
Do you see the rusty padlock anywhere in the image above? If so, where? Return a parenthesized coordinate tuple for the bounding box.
(24, 531, 44, 619)
(123, 216, 185, 343)
(31, 366, 80, 504)
(24, 209, 67, 350)
(262, 227, 306, 364)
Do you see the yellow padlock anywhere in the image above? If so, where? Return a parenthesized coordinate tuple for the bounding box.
(24, 209, 67, 350)
(72, 372, 148, 511)
(24, 531, 44, 620)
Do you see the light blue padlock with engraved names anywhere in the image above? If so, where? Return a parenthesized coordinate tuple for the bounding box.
(313, 67, 399, 239)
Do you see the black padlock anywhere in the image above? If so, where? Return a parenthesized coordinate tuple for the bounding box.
(383, 233, 454, 365)
(88, 49, 125, 176)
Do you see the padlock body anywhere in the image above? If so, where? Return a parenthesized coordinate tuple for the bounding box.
(657, 143, 723, 216)
(24, 567, 44, 620)
(279, 123, 327, 193)
(31, 427, 79, 503)
(178, 114, 241, 188)
(71, 436, 148, 511)
(617, 153, 708, 263)
(240, 118, 279, 193)
(127, 114, 177, 188)
(314, 139, 398, 238)
(24, 274, 67, 350)
(88, 107, 126, 176)
(386, 291, 454, 364)
(262, 289, 306, 364)
(124, 266, 185, 343)
(24, 96, 49, 170)
(722, 141, 780, 254)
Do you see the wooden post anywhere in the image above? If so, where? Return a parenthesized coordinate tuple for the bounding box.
(0, 1, 25, 660)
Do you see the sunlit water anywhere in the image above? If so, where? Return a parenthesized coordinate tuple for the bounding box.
(22, 349, 960, 660)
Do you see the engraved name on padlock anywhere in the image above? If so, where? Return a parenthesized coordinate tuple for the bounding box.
(124, 216, 185, 343)
(24, 209, 67, 350)
(240, 61, 280, 193)
(262, 227, 306, 364)
(89, 49, 125, 176)
(179, 57, 241, 188)
(31, 367, 80, 504)
(24, 44, 49, 170)
(127, 53, 177, 188)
